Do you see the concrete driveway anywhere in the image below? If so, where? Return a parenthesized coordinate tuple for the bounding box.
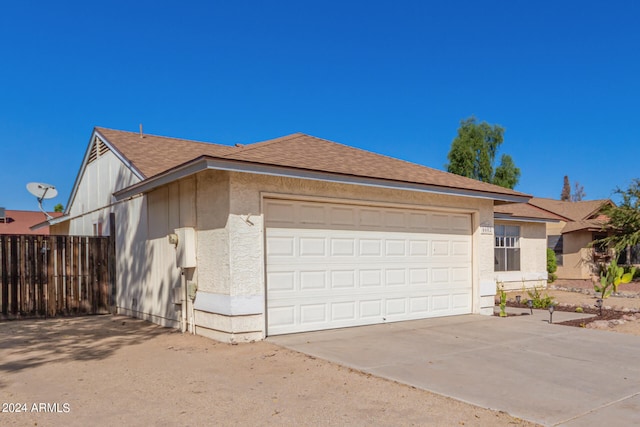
(269, 310, 640, 426)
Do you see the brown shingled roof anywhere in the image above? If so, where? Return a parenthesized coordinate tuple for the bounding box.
(494, 202, 568, 221)
(528, 197, 613, 222)
(96, 128, 528, 199)
(562, 219, 608, 234)
(96, 127, 236, 178)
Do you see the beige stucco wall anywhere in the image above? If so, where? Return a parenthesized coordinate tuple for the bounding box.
(546, 221, 599, 280)
(188, 171, 497, 342)
(546, 221, 565, 238)
(557, 231, 598, 279)
(494, 220, 549, 291)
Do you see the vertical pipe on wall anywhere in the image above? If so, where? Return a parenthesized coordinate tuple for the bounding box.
(181, 268, 187, 333)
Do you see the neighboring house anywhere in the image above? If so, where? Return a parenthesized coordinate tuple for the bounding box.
(527, 197, 614, 280)
(49, 127, 531, 342)
(0, 209, 61, 235)
(493, 203, 567, 290)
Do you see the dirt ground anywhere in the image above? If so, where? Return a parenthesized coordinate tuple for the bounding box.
(0, 315, 538, 427)
(3, 286, 640, 427)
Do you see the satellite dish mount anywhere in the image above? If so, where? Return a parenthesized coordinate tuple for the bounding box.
(26, 182, 58, 220)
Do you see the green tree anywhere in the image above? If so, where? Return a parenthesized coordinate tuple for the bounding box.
(446, 116, 520, 189)
(54, 203, 64, 212)
(561, 176, 571, 201)
(598, 178, 640, 257)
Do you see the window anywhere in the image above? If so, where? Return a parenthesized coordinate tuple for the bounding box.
(592, 233, 608, 255)
(495, 225, 520, 271)
(547, 235, 563, 266)
(93, 222, 103, 237)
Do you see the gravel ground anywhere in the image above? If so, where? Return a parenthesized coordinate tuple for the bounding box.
(0, 315, 537, 427)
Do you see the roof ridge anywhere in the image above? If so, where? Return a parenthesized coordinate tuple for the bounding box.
(524, 202, 573, 221)
(223, 132, 307, 156)
(95, 126, 229, 149)
(531, 196, 610, 204)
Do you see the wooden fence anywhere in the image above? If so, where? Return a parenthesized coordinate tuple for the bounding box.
(0, 234, 115, 319)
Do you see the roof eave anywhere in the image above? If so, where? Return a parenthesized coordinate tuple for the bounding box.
(113, 156, 531, 203)
(494, 213, 562, 223)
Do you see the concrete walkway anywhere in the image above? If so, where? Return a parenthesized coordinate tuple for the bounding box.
(269, 309, 640, 426)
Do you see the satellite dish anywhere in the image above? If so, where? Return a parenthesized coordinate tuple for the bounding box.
(26, 182, 58, 220)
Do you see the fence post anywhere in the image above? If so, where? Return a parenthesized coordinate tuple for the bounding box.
(108, 212, 116, 314)
(1, 235, 7, 316)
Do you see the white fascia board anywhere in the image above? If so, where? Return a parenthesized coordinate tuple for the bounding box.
(494, 214, 561, 223)
(64, 129, 146, 216)
(114, 157, 531, 203)
(93, 130, 146, 181)
(29, 213, 71, 231)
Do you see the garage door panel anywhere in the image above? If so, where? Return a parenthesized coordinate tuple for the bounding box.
(299, 204, 326, 224)
(431, 213, 451, 231)
(431, 267, 449, 283)
(300, 303, 327, 324)
(386, 298, 407, 316)
(331, 270, 356, 288)
(384, 240, 405, 256)
(432, 240, 449, 256)
(453, 293, 472, 309)
(360, 269, 382, 287)
(330, 207, 356, 226)
(331, 301, 356, 321)
(269, 306, 296, 327)
(267, 271, 296, 292)
(265, 199, 473, 335)
(331, 238, 355, 256)
(299, 237, 326, 256)
(432, 294, 452, 311)
(299, 271, 327, 290)
(452, 240, 470, 256)
(409, 240, 429, 256)
(360, 300, 382, 318)
(265, 201, 296, 225)
(452, 214, 472, 233)
(409, 212, 430, 230)
(360, 209, 382, 227)
(409, 296, 429, 314)
(452, 267, 471, 283)
(384, 211, 406, 228)
(359, 239, 382, 256)
(267, 236, 295, 257)
(385, 269, 406, 286)
(409, 268, 428, 286)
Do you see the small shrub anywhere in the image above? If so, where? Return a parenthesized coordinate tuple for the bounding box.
(575, 307, 584, 313)
(497, 283, 507, 317)
(546, 248, 558, 283)
(526, 286, 555, 309)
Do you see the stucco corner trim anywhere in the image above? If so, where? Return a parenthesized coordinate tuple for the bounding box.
(193, 291, 263, 316)
(480, 280, 497, 297)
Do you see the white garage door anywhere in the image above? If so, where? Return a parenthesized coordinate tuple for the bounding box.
(265, 199, 472, 335)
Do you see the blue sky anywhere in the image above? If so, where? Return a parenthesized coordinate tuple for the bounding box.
(2, 1, 638, 211)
